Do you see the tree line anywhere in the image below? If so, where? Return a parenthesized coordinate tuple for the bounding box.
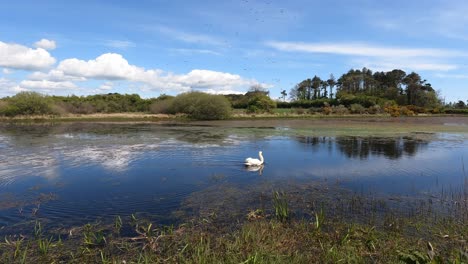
(287, 67, 440, 108)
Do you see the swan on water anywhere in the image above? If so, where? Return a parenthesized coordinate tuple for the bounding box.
(244, 151, 264, 166)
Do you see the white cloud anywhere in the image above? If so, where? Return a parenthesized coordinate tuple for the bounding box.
(0, 78, 27, 96)
(151, 25, 225, 46)
(267, 41, 463, 72)
(34, 39, 57, 50)
(0, 41, 56, 70)
(57, 53, 157, 80)
(53, 53, 265, 94)
(19, 80, 78, 90)
(2, 68, 12, 74)
(355, 58, 458, 72)
(172, 69, 258, 90)
(104, 40, 136, 49)
(435, 73, 468, 79)
(169, 48, 221, 56)
(265, 41, 464, 58)
(28, 69, 86, 82)
(99, 81, 113, 90)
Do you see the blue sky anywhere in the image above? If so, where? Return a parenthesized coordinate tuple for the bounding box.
(0, 0, 467, 102)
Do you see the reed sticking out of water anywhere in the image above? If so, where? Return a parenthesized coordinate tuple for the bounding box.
(273, 191, 289, 222)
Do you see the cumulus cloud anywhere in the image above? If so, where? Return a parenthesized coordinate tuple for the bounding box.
(53, 53, 265, 93)
(19, 80, 78, 90)
(0, 78, 27, 96)
(0, 41, 56, 70)
(6, 52, 266, 96)
(100, 81, 113, 90)
(57, 53, 157, 80)
(34, 39, 57, 50)
(28, 69, 86, 82)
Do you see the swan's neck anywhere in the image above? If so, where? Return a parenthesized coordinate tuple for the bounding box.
(259, 152, 264, 163)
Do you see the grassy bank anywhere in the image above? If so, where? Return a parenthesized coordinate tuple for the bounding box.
(1, 181, 466, 263)
(1, 208, 466, 263)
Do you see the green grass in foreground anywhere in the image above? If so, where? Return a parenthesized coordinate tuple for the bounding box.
(0, 219, 466, 263)
(1, 210, 466, 263)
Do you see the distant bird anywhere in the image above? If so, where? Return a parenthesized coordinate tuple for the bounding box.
(244, 151, 264, 166)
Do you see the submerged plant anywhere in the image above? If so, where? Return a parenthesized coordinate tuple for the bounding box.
(315, 208, 325, 231)
(37, 236, 53, 255)
(83, 224, 106, 248)
(114, 215, 122, 234)
(34, 220, 42, 238)
(273, 191, 289, 222)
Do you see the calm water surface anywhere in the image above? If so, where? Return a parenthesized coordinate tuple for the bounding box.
(0, 122, 466, 232)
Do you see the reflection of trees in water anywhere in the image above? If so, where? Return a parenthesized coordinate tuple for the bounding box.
(336, 136, 428, 159)
(297, 136, 429, 160)
(296, 136, 330, 153)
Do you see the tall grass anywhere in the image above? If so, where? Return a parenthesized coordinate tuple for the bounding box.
(272, 191, 289, 222)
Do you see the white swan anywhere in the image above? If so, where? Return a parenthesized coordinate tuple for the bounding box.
(244, 151, 264, 166)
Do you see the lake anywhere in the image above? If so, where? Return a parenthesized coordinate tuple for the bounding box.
(0, 119, 467, 234)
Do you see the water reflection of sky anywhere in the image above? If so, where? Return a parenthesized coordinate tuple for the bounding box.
(0, 124, 466, 229)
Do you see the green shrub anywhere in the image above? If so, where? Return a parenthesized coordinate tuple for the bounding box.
(149, 98, 174, 114)
(349, 103, 366, 114)
(367, 105, 383, 114)
(0, 100, 8, 114)
(171, 92, 232, 120)
(0, 92, 55, 116)
(246, 94, 276, 114)
(443, 109, 468, 114)
(293, 108, 306, 115)
(332, 105, 349, 115)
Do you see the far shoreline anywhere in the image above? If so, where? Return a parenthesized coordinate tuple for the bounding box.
(0, 114, 467, 135)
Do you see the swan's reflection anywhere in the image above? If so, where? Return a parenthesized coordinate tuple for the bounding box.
(245, 164, 264, 175)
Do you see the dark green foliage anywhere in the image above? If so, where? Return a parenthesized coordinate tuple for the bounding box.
(289, 68, 443, 109)
(455, 100, 466, 108)
(349, 103, 366, 114)
(52, 93, 152, 113)
(277, 98, 336, 109)
(171, 92, 232, 120)
(0, 92, 55, 116)
(443, 108, 468, 114)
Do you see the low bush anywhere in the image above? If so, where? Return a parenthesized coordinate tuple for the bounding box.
(171, 92, 232, 120)
(367, 105, 383, 114)
(332, 105, 349, 115)
(293, 108, 306, 115)
(246, 94, 276, 114)
(322, 105, 332, 115)
(349, 103, 366, 114)
(149, 98, 174, 114)
(0, 92, 55, 116)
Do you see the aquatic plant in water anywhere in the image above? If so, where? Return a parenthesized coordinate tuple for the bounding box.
(273, 191, 289, 221)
